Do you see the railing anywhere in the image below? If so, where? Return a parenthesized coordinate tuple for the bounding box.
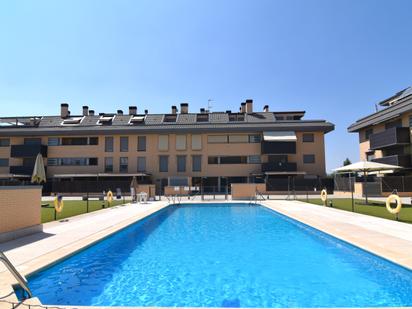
(10, 144, 48, 157)
(0, 251, 32, 299)
(372, 154, 411, 167)
(369, 127, 410, 150)
(261, 162, 297, 172)
(261, 141, 296, 154)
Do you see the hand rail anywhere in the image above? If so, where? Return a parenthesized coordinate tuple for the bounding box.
(0, 251, 32, 299)
(255, 190, 266, 204)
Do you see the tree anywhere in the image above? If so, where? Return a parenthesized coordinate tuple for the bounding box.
(343, 158, 352, 166)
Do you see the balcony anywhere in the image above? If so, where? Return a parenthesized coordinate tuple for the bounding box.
(262, 162, 297, 172)
(10, 166, 34, 175)
(261, 141, 296, 154)
(372, 154, 411, 167)
(10, 144, 48, 158)
(369, 127, 410, 150)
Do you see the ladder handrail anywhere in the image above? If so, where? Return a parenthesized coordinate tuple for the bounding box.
(255, 190, 266, 204)
(0, 251, 32, 299)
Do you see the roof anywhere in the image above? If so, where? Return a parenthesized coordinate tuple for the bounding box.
(348, 87, 412, 132)
(0, 111, 335, 136)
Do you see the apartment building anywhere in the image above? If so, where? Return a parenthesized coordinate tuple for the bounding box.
(348, 86, 412, 174)
(0, 100, 334, 192)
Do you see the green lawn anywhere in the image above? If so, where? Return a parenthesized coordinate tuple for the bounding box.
(41, 199, 126, 223)
(300, 198, 412, 224)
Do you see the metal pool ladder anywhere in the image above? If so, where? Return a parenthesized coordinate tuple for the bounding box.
(0, 250, 33, 299)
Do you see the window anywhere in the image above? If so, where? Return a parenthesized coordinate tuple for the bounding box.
(0, 139, 10, 147)
(220, 156, 247, 164)
(248, 155, 261, 164)
(120, 136, 128, 152)
(196, 114, 209, 122)
(89, 158, 98, 165)
(89, 137, 98, 145)
(61, 137, 88, 145)
(159, 155, 168, 172)
(137, 136, 146, 152)
(385, 119, 403, 129)
(303, 154, 315, 164)
(228, 113, 244, 122)
(119, 157, 128, 172)
(24, 138, 41, 145)
(137, 157, 146, 172)
(169, 176, 189, 186)
(191, 135, 202, 150)
(47, 158, 58, 166)
(177, 155, 186, 172)
(365, 128, 373, 141)
(48, 137, 60, 146)
(249, 135, 261, 143)
(0, 158, 9, 167)
(366, 153, 375, 161)
(163, 114, 177, 123)
(47, 158, 97, 166)
(229, 135, 249, 143)
(105, 157, 113, 172)
(208, 135, 228, 143)
(158, 135, 169, 151)
(192, 155, 202, 172)
(302, 133, 315, 143)
(105, 137, 114, 152)
(176, 135, 187, 150)
(409, 115, 412, 127)
(208, 156, 219, 164)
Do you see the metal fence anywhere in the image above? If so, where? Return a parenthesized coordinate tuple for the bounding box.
(380, 176, 412, 192)
(266, 177, 334, 193)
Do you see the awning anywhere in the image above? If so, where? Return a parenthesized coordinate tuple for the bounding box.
(52, 173, 150, 178)
(263, 131, 297, 142)
(264, 171, 306, 175)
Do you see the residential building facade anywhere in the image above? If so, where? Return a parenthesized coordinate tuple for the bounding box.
(348, 86, 412, 174)
(0, 100, 334, 192)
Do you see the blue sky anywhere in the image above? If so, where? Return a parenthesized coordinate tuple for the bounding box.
(0, 0, 411, 172)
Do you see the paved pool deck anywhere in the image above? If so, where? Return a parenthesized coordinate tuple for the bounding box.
(1, 199, 412, 309)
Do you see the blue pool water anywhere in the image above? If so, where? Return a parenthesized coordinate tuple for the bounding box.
(19, 203, 412, 307)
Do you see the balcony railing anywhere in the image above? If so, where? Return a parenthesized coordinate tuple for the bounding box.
(261, 141, 296, 154)
(372, 154, 411, 167)
(261, 162, 297, 172)
(10, 144, 48, 158)
(9, 166, 34, 175)
(369, 127, 410, 150)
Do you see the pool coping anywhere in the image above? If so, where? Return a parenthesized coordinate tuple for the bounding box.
(2, 199, 412, 309)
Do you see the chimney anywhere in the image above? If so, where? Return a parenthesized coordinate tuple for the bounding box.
(89, 110, 95, 116)
(180, 103, 188, 114)
(144, 109, 148, 115)
(61, 103, 69, 118)
(263, 105, 269, 112)
(171, 106, 177, 114)
(240, 102, 246, 113)
(129, 106, 137, 115)
(245, 99, 253, 113)
(82, 105, 89, 116)
(117, 110, 123, 115)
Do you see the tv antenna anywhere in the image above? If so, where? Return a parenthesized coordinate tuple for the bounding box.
(207, 99, 213, 112)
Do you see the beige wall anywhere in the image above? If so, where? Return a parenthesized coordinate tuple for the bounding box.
(0, 186, 41, 234)
(231, 183, 266, 199)
(2, 130, 328, 182)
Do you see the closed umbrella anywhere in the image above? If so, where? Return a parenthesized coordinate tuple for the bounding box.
(130, 176, 138, 202)
(333, 161, 401, 204)
(31, 153, 46, 184)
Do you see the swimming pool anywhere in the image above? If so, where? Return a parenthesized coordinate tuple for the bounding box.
(18, 203, 412, 307)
